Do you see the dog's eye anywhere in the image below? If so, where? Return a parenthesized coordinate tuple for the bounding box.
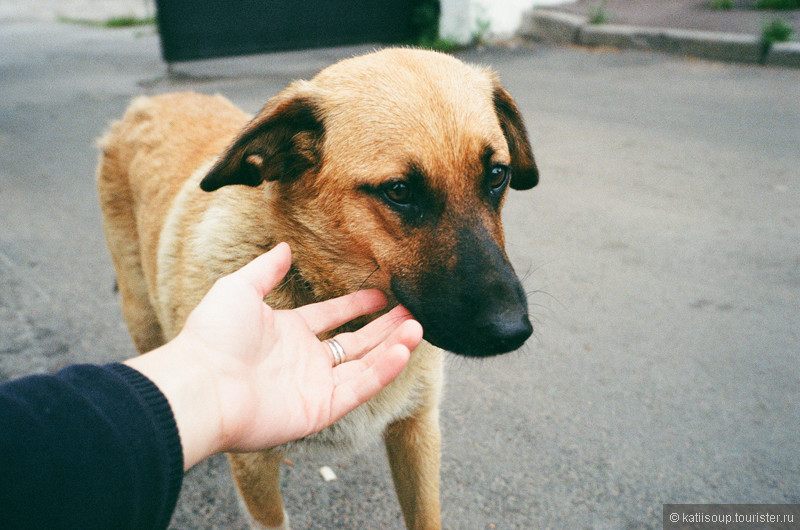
(488, 164, 511, 191)
(382, 181, 412, 205)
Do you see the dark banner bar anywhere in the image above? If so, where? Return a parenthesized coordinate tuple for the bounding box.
(155, 0, 423, 63)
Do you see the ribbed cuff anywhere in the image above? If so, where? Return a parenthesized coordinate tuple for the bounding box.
(106, 363, 184, 529)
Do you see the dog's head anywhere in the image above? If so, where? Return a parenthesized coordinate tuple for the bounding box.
(200, 48, 538, 357)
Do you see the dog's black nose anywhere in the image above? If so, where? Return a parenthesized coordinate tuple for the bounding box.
(481, 312, 533, 353)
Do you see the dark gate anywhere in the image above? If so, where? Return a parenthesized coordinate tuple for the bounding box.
(155, 0, 424, 63)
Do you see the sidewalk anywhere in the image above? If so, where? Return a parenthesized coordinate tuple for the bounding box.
(551, 0, 800, 36)
(519, 1, 800, 68)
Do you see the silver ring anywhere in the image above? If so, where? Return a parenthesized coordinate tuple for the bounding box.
(324, 338, 346, 367)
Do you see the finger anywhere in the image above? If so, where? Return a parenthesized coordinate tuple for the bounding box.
(231, 242, 292, 297)
(295, 289, 388, 335)
(330, 344, 410, 419)
(327, 320, 421, 420)
(330, 317, 422, 382)
(329, 305, 415, 363)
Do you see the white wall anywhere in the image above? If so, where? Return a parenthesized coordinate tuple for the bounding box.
(440, 0, 574, 43)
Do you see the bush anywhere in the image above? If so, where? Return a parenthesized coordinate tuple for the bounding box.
(762, 17, 795, 42)
(588, 2, 609, 24)
(759, 17, 795, 62)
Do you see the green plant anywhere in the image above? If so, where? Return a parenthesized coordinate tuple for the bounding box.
(588, 2, 609, 25)
(104, 16, 156, 28)
(415, 36, 463, 53)
(58, 15, 156, 28)
(755, 0, 800, 9)
(759, 17, 795, 62)
(410, 0, 469, 53)
(762, 17, 795, 42)
(710, 0, 733, 9)
(472, 12, 492, 45)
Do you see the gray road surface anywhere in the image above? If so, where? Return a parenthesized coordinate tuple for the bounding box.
(1, 20, 798, 529)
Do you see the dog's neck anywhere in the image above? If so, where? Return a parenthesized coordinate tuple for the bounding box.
(281, 264, 317, 308)
(263, 253, 387, 338)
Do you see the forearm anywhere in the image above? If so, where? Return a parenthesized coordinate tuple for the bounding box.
(0, 364, 183, 529)
(125, 338, 226, 471)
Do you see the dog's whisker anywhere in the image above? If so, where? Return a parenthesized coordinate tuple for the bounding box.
(356, 264, 380, 293)
(526, 289, 563, 308)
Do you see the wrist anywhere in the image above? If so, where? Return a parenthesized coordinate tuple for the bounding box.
(125, 339, 226, 471)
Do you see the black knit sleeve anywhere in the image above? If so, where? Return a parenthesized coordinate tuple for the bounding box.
(0, 363, 184, 530)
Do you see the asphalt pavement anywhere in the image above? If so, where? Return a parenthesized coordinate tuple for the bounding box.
(1, 18, 799, 529)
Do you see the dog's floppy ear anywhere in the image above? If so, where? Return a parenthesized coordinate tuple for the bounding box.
(200, 87, 324, 192)
(493, 86, 538, 190)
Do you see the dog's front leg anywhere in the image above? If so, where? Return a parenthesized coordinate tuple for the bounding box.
(229, 451, 290, 530)
(384, 404, 442, 530)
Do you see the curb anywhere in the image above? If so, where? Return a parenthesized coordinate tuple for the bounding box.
(767, 40, 800, 67)
(519, 9, 800, 68)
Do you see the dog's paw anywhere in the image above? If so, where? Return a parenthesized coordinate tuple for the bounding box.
(238, 496, 291, 530)
(246, 510, 291, 530)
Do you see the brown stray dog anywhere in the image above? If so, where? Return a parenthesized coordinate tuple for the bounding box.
(96, 48, 537, 529)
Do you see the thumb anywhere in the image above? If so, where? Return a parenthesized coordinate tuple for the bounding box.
(232, 243, 292, 297)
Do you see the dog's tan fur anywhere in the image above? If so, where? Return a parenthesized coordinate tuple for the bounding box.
(97, 48, 535, 529)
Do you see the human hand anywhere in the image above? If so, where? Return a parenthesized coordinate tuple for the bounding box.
(126, 243, 422, 470)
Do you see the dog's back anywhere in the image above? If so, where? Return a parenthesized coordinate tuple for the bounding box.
(96, 92, 249, 352)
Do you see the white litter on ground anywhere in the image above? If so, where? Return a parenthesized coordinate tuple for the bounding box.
(319, 466, 337, 482)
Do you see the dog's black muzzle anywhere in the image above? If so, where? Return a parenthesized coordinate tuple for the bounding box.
(391, 225, 532, 357)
